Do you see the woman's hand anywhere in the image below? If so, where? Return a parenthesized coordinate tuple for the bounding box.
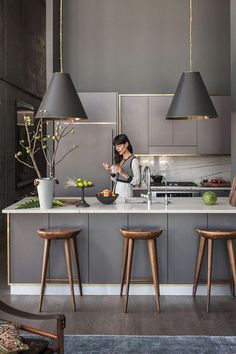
(113, 165, 128, 179)
(102, 162, 111, 171)
(113, 165, 121, 174)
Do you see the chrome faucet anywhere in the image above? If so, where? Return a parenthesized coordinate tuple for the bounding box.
(141, 166, 152, 206)
(163, 174, 171, 205)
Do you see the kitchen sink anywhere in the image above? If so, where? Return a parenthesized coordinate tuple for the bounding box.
(125, 197, 163, 204)
(125, 197, 146, 204)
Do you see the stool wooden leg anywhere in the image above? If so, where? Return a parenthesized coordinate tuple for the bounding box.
(226, 240, 236, 297)
(39, 239, 51, 312)
(154, 239, 160, 298)
(71, 236, 83, 296)
(147, 239, 160, 313)
(120, 238, 128, 297)
(193, 236, 206, 298)
(64, 239, 76, 312)
(125, 239, 134, 313)
(207, 239, 213, 313)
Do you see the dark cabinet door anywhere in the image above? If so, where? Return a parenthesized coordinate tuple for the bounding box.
(0, 0, 5, 78)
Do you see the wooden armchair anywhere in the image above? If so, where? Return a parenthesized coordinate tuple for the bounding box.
(0, 300, 65, 353)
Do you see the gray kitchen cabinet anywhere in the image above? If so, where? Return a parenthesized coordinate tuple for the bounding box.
(55, 124, 115, 196)
(197, 96, 231, 154)
(120, 96, 149, 154)
(148, 96, 197, 153)
(128, 214, 168, 283)
(55, 92, 117, 196)
(120, 95, 230, 155)
(149, 96, 173, 146)
(49, 214, 89, 282)
(89, 214, 128, 283)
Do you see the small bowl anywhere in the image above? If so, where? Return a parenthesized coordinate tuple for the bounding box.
(96, 193, 119, 204)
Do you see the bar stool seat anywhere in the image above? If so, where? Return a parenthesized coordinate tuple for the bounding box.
(193, 228, 236, 312)
(37, 228, 83, 312)
(120, 228, 163, 313)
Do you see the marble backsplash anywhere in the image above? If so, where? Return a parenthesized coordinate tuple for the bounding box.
(138, 156, 231, 184)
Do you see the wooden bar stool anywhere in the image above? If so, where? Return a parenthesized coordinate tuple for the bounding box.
(37, 228, 83, 312)
(193, 228, 236, 312)
(120, 228, 163, 313)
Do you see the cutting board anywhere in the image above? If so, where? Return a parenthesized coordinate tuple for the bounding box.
(201, 182, 231, 188)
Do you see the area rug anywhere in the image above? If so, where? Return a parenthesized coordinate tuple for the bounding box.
(64, 335, 236, 353)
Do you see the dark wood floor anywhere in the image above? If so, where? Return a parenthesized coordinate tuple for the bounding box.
(0, 238, 235, 335)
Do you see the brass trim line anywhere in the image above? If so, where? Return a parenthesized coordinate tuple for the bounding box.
(7, 213, 10, 285)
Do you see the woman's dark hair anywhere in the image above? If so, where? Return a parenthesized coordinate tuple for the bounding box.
(113, 134, 133, 164)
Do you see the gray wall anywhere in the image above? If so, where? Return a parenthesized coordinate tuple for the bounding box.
(63, 0, 230, 94)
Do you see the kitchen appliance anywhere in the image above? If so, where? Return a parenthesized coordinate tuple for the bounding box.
(151, 181, 199, 198)
(151, 175, 163, 183)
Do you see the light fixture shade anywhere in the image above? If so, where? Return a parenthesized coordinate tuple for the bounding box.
(166, 71, 218, 120)
(35, 72, 87, 120)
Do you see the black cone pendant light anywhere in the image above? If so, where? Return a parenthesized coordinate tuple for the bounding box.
(36, 0, 87, 121)
(166, 0, 217, 120)
(166, 71, 218, 120)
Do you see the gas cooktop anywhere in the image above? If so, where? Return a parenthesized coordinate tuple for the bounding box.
(151, 181, 198, 187)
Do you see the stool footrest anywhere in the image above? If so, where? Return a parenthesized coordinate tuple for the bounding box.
(124, 278, 154, 284)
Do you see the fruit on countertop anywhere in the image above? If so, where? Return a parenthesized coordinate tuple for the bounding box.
(202, 191, 217, 205)
(210, 178, 225, 184)
(97, 189, 116, 197)
(75, 178, 94, 188)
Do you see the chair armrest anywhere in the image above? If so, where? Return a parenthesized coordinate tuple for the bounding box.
(0, 300, 65, 353)
(0, 300, 65, 326)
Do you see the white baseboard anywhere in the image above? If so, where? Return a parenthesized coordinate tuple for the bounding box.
(10, 283, 232, 296)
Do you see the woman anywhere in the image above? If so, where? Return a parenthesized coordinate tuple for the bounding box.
(102, 134, 140, 198)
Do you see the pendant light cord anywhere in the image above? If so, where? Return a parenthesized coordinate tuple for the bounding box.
(189, 0, 192, 71)
(60, 0, 63, 73)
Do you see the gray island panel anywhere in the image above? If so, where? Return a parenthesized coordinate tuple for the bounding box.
(128, 214, 168, 283)
(49, 214, 89, 282)
(168, 214, 207, 284)
(10, 214, 48, 283)
(89, 214, 128, 283)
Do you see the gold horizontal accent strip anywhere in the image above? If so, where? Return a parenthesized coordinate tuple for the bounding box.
(9, 281, 232, 286)
(119, 93, 174, 97)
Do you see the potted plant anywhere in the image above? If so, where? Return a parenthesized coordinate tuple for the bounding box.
(15, 115, 78, 209)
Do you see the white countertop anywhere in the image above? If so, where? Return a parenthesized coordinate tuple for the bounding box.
(2, 197, 236, 214)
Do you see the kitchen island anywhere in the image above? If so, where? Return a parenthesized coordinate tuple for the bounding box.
(3, 197, 236, 296)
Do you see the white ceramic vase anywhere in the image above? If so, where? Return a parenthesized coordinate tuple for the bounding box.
(35, 178, 56, 209)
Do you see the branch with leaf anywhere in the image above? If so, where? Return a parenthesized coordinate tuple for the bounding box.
(15, 115, 79, 179)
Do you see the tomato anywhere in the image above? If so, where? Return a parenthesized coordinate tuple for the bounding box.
(210, 178, 218, 184)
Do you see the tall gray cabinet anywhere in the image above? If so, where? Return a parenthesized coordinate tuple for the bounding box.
(55, 93, 117, 196)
